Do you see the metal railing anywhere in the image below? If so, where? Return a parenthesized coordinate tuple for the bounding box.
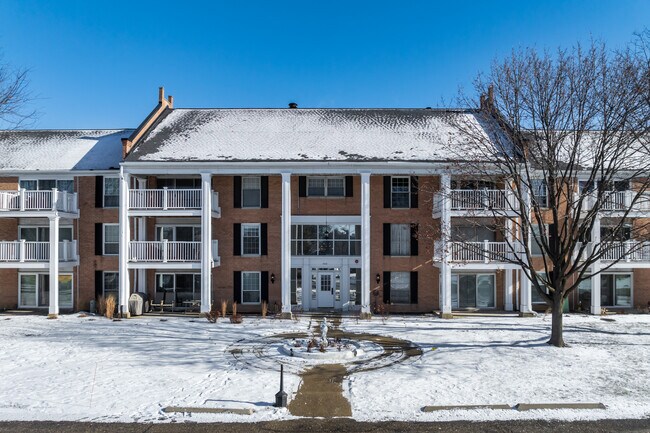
(129, 240, 201, 262)
(0, 240, 78, 262)
(129, 188, 202, 210)
(0, 189, 78, 213)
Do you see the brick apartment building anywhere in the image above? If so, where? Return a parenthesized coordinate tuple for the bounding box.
(0, 88, 648, 318)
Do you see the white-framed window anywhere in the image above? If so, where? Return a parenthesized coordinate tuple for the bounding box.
(390, 272, 411, 304)
(156, 177, 201, 189)
(241, 223, 261, 256)
(390, 224, 411, 256)
(451, 273, 496, 308)
(103, 224, 119, 255)
(18, 273, 73, 308)
(291, 224, 360, 256)
(307, 177, 345, 197)
(600, 273, 632, 307)
(155, 273, 201, 305)
(103, 177, 119, 208)
(242, 271, 261, 304)
(242, 176, 261, 208)
(530, 224, 547, 256)
(532, 272, 549, 303)
(103, 271, 119, 299)
(391, 176, 410, 208)
(19, 179, 74, 193)
(156, 225, 201, 241)
(19, 226, 73, 242)
(531, 179, 548, 208)
(291, 268, 302, 305)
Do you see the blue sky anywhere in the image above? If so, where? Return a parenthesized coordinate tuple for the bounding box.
(0, 0, 648, 129)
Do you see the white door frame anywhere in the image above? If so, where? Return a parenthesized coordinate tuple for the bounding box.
(316, 271, 335, 308)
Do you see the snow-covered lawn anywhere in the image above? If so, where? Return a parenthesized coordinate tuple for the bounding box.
(0, 313, 648, 423)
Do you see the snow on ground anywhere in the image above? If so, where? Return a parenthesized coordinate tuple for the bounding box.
(0, 313, 649, 423)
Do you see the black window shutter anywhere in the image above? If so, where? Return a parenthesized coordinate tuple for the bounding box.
(95, 223, 103, 255)
(410, 176, 419, 208)
(233, 271, 242, 303)
(260, 223, 268, 255)
(410, 223, 419, 256)
(233, 224, 241, 255)
(383, 223, 391, 256)
(298, 176, 307, 197)
(383, 176, 391, 208)
(345, 176, 353, 197)
(382, 271, 390, 304)
(261, 176, 269, 208)
(233, 176, 242, 208)
(95, 271, 103, 298)
(261, 271, 269, 303)
(410, 272, 418, 304)
(95, 176, 104, 208)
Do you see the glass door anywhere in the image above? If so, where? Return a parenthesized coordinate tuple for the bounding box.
(317, 272, 335, 308)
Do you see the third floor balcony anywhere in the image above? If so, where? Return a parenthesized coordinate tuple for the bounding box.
(433, 189, 517, 218)
(0, 189, 79, 217)
(128, 188, 221, 217)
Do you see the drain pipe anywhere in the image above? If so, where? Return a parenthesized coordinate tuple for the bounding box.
(275, 364, 288, 407)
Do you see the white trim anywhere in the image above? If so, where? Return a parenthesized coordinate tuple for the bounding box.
(103, 176, 119, 208)
(390, 176, 411, 209)
(306, 176, 346, 197)
(241, 271, 261, 305)
(18, 272, 73, 309)
(241, 175, 262, 209)
(450, 272, 497, 309)
(291, 215, 361, 224)
(241, 223, 261, 256)
(103, 223, 119, 256)
(102, 271, 119, 297)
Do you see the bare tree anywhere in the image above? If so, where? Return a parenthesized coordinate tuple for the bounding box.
(0, 53, 35, 128)
(440, 40, 650, 347)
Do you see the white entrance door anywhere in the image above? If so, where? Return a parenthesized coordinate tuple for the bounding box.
(317, 272, 335, 308)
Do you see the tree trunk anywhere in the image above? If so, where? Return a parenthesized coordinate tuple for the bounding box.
(548, 295, 565, 347)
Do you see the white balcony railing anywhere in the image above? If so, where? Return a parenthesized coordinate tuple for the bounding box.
(600, 241, 650, 262)
(434, 189, 514, 214)
(129, 240, 201, 262)
(0, 240, 78, 262)
(436, 241, 516, 263)
(129, 188, 202, 210)
(585, 191, 650, 213)
(0, 189, 78, 213)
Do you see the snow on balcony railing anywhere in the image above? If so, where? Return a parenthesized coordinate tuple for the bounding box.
(0, 240, 78, 262)
(600, 241, 650, 262)
(129, 240, 201, 263)
(436, 240, 516, 263)
(0, 189, 78, 213)
(129, 188, 202, 210)
(433, 189, 514, 213)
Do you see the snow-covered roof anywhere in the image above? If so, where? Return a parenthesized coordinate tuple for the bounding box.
(0, 129, 134, 172)
(126, 108, 509, 163)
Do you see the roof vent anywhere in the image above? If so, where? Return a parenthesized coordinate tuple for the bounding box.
(288, 102, 298, 109)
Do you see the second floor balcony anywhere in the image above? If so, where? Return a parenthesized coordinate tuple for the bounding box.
(128, 188, 221, 217)
(435, 240, 519, 268)
(584, 191, 650, 215)
(0, 189, 79, 216)
(433, 189, 517, 218)
(127, 240, 220, 268)
(599, 241, 650, 267)
(0, 240, 78, 268)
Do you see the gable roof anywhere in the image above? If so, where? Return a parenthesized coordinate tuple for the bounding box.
(0, 129, 134, 172)
(126, 108, 508, 163)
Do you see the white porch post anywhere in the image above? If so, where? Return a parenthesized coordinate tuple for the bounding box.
(360, 172, 371, 318)
(281, 172, 292, 318)
(439, 174, 453, 318)
(505, 218, 514, 311)
(48, 215, 60, 318)
(136, 178, 147, 293)
(519, 180, 533, 315)
(118, 168, 131, 318)
(200, 172, 213, 314)
(590, 217, 602, 315)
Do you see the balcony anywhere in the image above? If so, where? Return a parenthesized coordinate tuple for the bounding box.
(0, 240, 78, 268)
(127, 240, 220, 269)
(599, 241, 650, 267)
(585, 191, 650, 215)
(435, 240, 519, 269)
(128, 188, 221, 217)
(433, 189, 516, 218)
(0, 189, 79, 217)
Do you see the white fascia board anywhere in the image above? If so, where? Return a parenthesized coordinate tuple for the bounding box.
(291, 215, 362, 224)
(0, 170, 119, 177)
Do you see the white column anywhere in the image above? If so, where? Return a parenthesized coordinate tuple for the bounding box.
(136, 178, 147, 293)
(505, 218, 514, 311)
(519, 180, 533, 315)
(439, 174, 453, 318)
(341, 263, 350, 311)
(281, 172, 292, 317)
(590, 217, 602, 315)
(48, 215, 60, 317)
(360, 172, 371, 317)
(118, 168, 131, 317)
(200, 172, 213, 314)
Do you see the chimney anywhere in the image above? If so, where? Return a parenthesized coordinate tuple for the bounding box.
(487, 84, 494, 107)
(168, 95, 174, 108)
(480, 94, 487, 110)
(288, 102, 298, 109)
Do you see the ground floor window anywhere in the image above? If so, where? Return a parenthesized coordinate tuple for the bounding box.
(103, 272, 119, 299)
(242, 271, 261, 304)
(578, 273, 632, 307)
(155, 273, 200, 305)
(19, 273, 73, 308)
(390, 272, 411, 304)
(349, 268, 361, 305)
(291, 268, 302, 305)
(451, 273, 495, 308)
